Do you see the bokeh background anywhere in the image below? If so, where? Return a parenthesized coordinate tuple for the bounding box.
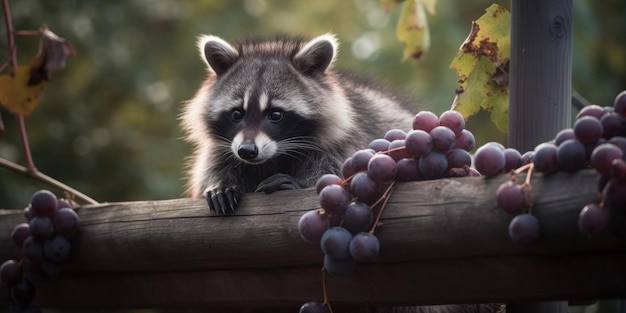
(1, 0, 624, 209)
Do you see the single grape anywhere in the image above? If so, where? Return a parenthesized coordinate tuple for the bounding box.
(418, 151, 448, 180)
(350, 149, 375, 172)
(496, 181, 526, 215)
(554, 128, 576, 146)
(404, 129, 432, 157)
(578, 203, 609, 235)
(383, 129, 407, 142)
(299, 302, 329, 313)
(508, 214, 540, 244)
(323, 254, 357, 276)
(349, 172, 380, 205)
(576, 104, 605, 120)
(43, 236, 72, 262)
(367, 154, 397, 182)
(315, 174, 343, 194)
(613, 90, 626, 118)
(604, 179, 626, 211)
(556, 139, 587, 172)
(349, 232, 380, 262)
(318, 185, 348, 214)
(320, 227, 352, 260)
(413, 111, 439, 133)
(387, 139, 412, 161)
(10, 279, 35, 307)
(607, 136, 626, 156)
(342, 157, 356, 179)
(343, 202, 373, 234)
(585, 140, 605, 160)
(430, 126, 456, 153)
(53, 208, 79, 238)
(11, 223, 30, 249)
(520, 151, 534, 165)
(454, 129, 476, 152)
(395, 158, 421, 182)
(533, 143, 559, 175)
(28, 217, 55, 241)
(29, 190, 58, 218)
(574, 115, 603, 145)
(368, 138, 390, 152)
(57, 198, 72, 210)
(22, 237, 43, 262)
(446, 149, 472, 170)
(591, 143, 624, 177)
(503, 148, 522, 172)
(600, 112, 624, 139)
(0, 260, 21, 286)
(484, 142, 506, 151)
(438, 110, 465, 135)
(611, 159, 626, 182)
(473, 144, 505, 177)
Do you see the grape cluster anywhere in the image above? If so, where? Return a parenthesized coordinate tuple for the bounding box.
(492, 90, 626, 243)
(297, 110, 479, 312)
(0, 190, 80, 313)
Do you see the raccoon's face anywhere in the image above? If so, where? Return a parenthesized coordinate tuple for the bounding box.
(197, 34, 340, 165)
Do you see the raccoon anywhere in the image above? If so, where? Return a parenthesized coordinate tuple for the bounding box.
(181, 33, 415, 214)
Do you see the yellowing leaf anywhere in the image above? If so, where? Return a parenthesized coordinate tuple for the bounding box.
(380, 0, 399, 13)
(38, 25, 76, 71)
(0, 66, 48, 116)
(396, 0, 432, 61)
(450, 4, 511, 133)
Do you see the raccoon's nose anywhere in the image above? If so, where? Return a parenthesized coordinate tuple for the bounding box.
(238, 143, 258, 160)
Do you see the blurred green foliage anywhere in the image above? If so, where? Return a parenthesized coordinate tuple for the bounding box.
(0, 0, 624, 208)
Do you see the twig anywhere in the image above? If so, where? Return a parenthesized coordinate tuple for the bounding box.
(370, 181, 396, 233)
(0, 157, 99, 205)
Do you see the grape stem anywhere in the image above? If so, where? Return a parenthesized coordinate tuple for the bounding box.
(320, 265, 334, 313)
(517, 163, 534, 215)
(370, 181, 396, 233)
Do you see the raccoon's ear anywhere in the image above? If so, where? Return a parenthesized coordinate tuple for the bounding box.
(197, 35, 239, 76)
(294, 33, 338, 76)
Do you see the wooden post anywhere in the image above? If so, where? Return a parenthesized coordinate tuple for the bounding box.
(508, 0, 573, 312)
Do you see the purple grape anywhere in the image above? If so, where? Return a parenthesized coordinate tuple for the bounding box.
(387, 139, 412, 161)
(0, 260, 21, 286)
(30, 190, 58, 218)
(367, 154, 397, 182)
(608, 136, 626, 156)
(315, 174, 343, 194)
(320, 227, 352, 260)
(438, 110, 466, 135)
(554, 128, 576, 146)
(367, 138, 390, 152)
(10, 279, 35, 306)
(496, 181, 526, 215)
(532, 143, 559, 175)
(429, 126, 456, 153)
(446, 149, 472, 170)
(591, 143, 624, 177)
(503, 148, 522, 172)
(299, 302, 329, 313)
(349, 172, 380, 204)
(604, 179, 626, 211)
(556, 139, 587, 172)
(404, 129, 432, 157)
(576, 104, 605, 120)
(601, 112, 624, 139)
(508, 214, 540, 244)
(43, 236, 72, 262)
(578, 203, 609, 235)
(349, 232, 380, 262)
(413, 111, 439, 132)
(11, 223, 30, 249)
(396, 158, 421, 182)
(323, 254, 356, 276)
(485, 141, 506, 151)
(343, 202, 373, 234)
(613, 90, 626, 118)
(454, 129, 476, 152)
(318, 185, 348, 214)
(342, 157, 356, 179)
(383, 129, 407, 141)
(57, 198, 72, 210)
(611, 159, 626, 182)
(574, 115, 603, 144)
(520, 151, 534, 165)
(22, 237, 43, 262)
(473, 144, 505, 177)
(468, 168, 481, 176)
(53, 208, 79, 238)
(418, 151, 448, 179)
(350, 149, 375, 172)
(28, 217, 55, 241)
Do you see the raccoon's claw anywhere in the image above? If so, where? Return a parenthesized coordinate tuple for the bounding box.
(255, 173, 302, 193)
(205, 186, 241, 215)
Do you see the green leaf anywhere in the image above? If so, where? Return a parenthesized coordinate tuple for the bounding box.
(449, 4, 511, 133)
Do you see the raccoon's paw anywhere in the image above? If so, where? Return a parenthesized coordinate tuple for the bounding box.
(204, 186, 242, 215)
(255, 173, 303, 193)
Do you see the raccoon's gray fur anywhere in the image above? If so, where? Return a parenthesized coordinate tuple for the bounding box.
(182, 33, 414, 213)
